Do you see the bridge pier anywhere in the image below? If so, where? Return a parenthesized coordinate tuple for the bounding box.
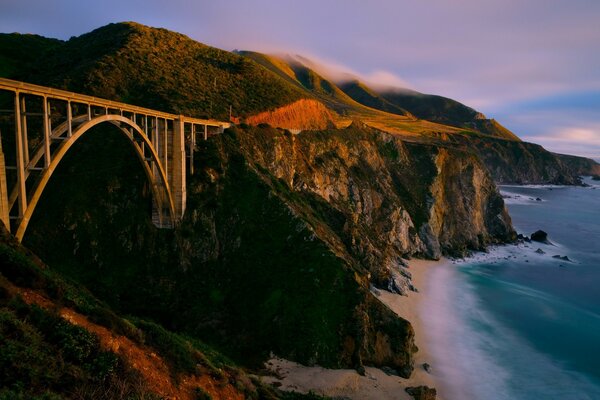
(172, 117, 186, 219)
(0, 134, 9, 230)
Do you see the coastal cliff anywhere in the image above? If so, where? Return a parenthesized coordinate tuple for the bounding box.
(22, 123, 514, 381)
(554, 152, 600, 177)
(426, 132, 590, 184)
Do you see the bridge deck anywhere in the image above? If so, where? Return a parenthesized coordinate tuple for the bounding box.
(0, 77, 230, 128)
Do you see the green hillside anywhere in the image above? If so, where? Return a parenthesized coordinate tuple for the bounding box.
(375, 88, 520, 140)
(0, 225, 323, 399)
(337, 80, 410, 116)
(238, 51, 365, 115)
(9, 22, 310, 120)
(0, 33, 61, 78)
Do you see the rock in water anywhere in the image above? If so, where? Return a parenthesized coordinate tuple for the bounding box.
(406, 386, 437, 400)
(535, 248, 545, 254)
(531, 230, 550, 244)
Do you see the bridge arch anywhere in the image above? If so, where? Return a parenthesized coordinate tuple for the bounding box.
(0, 78, 231, 242)
(14, 114, 175, 241)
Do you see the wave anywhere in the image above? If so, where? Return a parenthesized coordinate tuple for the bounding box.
(421, 262, 600, 400)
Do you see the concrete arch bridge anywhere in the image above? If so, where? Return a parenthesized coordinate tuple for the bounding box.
(0, 78, 230, 241)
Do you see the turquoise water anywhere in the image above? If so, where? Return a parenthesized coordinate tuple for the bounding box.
(422, 177, 600, 400)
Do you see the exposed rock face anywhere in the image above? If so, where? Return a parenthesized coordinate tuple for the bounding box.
(553, 153, 600, 177)
(233, 123, 515, 287)
(24, 123, 514, 381)
(406, 385, 437, 400)
(428, 133, 582, 184)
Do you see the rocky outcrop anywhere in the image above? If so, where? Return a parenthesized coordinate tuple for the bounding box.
(531, 230, 550, 244)
(406, 386, 437, 400)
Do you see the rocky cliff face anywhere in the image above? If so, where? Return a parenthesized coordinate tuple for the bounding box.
(23, 123, 514, 382)
(427, 132, 583, 184)
(553, 153, 600, 177)
(231, 123, 515, 289)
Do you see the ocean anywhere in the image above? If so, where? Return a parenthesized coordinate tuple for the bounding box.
(421, 176, 600, 400)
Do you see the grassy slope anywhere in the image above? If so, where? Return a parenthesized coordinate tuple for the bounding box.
(376, 88, 521, 140)
(239, 51, 468, 136)
(239, 51, 521, 141)
(337, 79, 410, 116)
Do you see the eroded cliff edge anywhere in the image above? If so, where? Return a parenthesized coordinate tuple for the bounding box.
(24, 123, 515, 380)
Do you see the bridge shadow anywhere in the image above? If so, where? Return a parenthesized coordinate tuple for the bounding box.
(23, 123, 172, 303)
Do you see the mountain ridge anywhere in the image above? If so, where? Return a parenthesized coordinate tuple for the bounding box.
(2, 21, 598, 183)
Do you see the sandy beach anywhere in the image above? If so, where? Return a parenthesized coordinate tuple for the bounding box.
(261, 258, 449, 399)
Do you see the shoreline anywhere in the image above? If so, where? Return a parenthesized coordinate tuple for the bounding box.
(377, 258, 447, 399)
(260, 257, 450, 400)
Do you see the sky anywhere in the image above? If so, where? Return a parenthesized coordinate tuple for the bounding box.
(2, 0, 600, 159)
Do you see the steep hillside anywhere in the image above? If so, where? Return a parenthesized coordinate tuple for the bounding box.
(239, 51, 474, 137)
(553, 153, 600, 177)
(0, 33, 61, 78)
(239, 51, 366, 115)
(2, 23, 591, 185)
(18, 122, 514, 386)
(23, 124, 417, 377)
(424, 132, 583, 184)
(338, 80, 411, 117)
(11, 22, 310, 120)
(245, 99, 337, 130)
(375, 88, 521, 141)
(0, 226, 316, 400)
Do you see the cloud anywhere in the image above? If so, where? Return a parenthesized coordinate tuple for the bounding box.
(497, 106, 600, 159)
(274, 53, 415, 90)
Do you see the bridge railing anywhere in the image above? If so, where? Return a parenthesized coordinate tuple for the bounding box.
(0, 78, 229, 127)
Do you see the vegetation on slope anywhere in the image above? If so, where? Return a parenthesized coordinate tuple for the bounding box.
(337, 80, 410, 117)
(9, 22, 310, 120)
(423, 131, 583, 184)
(239, 51, 365, 115)
(21, 122, 512, 379)
(0, 219, 331, 399)
(375, 88, 521, 140)
(553, 152, 600, 177)
(244, 99, 337, 130)
(238, 50, 518, 140)
(3, 22, 595, 183)
(0, 33, 61, 78)
(22, 123, 416, 377)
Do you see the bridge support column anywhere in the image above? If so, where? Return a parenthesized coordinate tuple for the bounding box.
(172, 117, 186, 220)
(0, 135, 9, 231)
